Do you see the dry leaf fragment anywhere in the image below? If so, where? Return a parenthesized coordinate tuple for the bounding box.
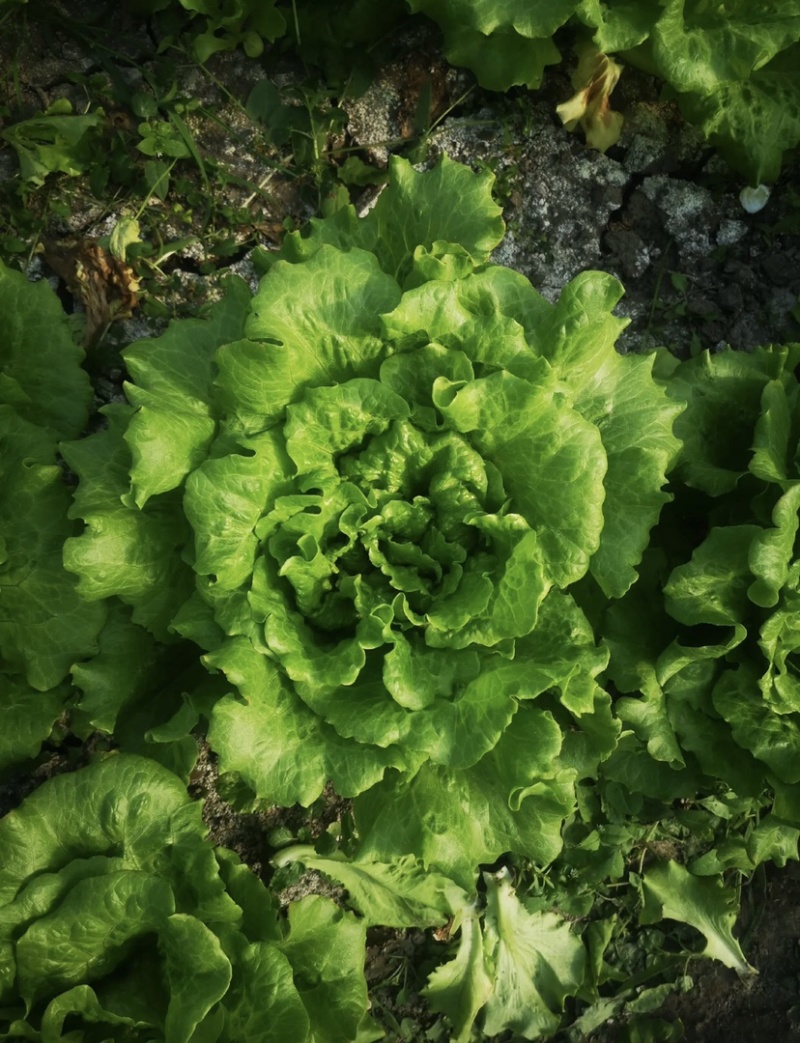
(557, 45, 624, 154)
(40, 236, 141, 350)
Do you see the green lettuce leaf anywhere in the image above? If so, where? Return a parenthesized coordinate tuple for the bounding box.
(640, 860, 754, 975)
(424, 903, 493, 1043)
(353, 707, 577, 885)
(408, 0, 570, 89)
(264, 154, 504, 283)
(0, 681, 67, 775)
(577, 0, 656, 51)
(205, 637, 408, 806)
(667, 346, 799, 495)
(643, 0, 800, 183)
(676, 44, 800, 184)
(758, 569, 800, 714)
(523, 271, 682, 596)
(0, 407, 105, 692)
(481, 872, 586, 1038)
(62, 404, 194, 641)
(236, 248, 401, 433)
(277, 896, 374, 1043)
(274, 847, 468, 927)
(425, 871, 586, 1042)
(0, 261, 91, 439)
(122, 276, 251, 507)
(713, 665, 800, 784)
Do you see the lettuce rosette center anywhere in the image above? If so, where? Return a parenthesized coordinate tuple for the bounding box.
(248, 363, 550, 722)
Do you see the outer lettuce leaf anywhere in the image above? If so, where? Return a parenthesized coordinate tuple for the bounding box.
(160, 915, 232, 1043)
(758, 570, 800, 714)
(640, 860, 754, 975)
(424, 872, 586, 1042)
(184, 428, 293, 591)
(749, 484, 800, 607)
(353, 707, 577, 886)
(662, 665, 765, 798)
(411, 0, 575, 39)
(122, 277, 251, 507)
(713, 666, 800, 784)
(676, 44, 800, 184)
(262, 154, 504, 283)
(62, 405, 194, 641)
(650, 0, 800, 95)
(577, 0, 656, 52)
(0, 681, 67, 776)
(0, 755, 221, 906)
(221, 943, 311, 1043)
(615, 676, 685, 770)
(481, 873, 586, 1038)
(37, 984, 147, 1040)
(619, 1, 800, 182)
(601, 730, 704, 805)
(0, 265, 99, 772)
(430, 23, 561, 91)
(423, 904, 492, 1043)
(523, 272, 683, 596)
(379, 262, 552, 369)
(69, 602, 168, 735)
(205, 637, 408, 806)
(276, 897, 375, 1043)
(70, 601, 205, 779)
(408, 0, 570, 89)
(666, 346, 796, 494)
(664, 525, 758, 633)
(0, 407, 105, 692)
(274, 847, 468, 928)
(15, 871, 177, 1007)
(235, 248, 401, 433)
(510, 591, 609, 718)
(0, 261, 91, 440)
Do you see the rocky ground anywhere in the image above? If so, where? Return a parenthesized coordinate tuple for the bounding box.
(2, 3, 800, 1041)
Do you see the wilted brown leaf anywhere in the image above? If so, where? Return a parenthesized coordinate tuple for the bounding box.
(557, 45, 624, 154)
(40, 237, 140, 350)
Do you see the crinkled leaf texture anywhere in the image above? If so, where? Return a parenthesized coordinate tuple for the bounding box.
(0, 261, 92, 440)
(604, 345, 800, 838)
(62, 155, 678, 835)
(0, 409, 108, 689)
(274, 846, 468, 928)
(0, 263, 105, 772)
(645, 0, 800, 184)
(424, 871, 586, 1041)
(0, 754, 374, 1042)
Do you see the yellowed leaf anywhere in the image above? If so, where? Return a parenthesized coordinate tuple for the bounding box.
(556, 45, 624, 154)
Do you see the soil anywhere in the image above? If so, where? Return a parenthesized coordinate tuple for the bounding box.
(661, 862, 800, 1042)
(586, 862, 800, 1043)
(2, 4, 800, 1042)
